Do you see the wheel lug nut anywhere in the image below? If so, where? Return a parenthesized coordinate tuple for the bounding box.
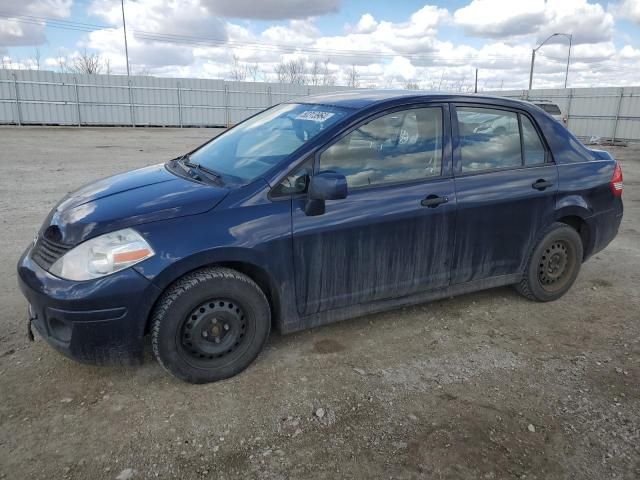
(224, 324, 230, 331)
(214, 337, 221, 344)
(202, 331, 208, 338)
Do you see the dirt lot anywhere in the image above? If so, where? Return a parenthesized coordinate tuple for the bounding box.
(0, 126, 638, 480)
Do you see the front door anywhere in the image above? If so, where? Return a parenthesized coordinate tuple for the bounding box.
(450, 105, 559, 284)
(292, 105, 456, 315)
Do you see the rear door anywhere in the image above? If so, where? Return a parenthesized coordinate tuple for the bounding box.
(290, 104, 456, 315)
(451, 104, 558, 284)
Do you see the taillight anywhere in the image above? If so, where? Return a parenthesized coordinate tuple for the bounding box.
(610, 161, 623, 197)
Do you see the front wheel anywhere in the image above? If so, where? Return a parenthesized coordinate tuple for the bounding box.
(515, 223, 583, 302)
(151, 267, 271, 384)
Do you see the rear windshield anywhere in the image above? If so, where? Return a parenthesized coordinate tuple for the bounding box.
(536, 103, 562, 115)
(189, 103, 350, 182)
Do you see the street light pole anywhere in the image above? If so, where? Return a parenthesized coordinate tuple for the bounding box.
(121, 0, 130, 77)
(528, 32, 572, 91)
(564, 34, 572, 88)
(528, 49, 536, 91)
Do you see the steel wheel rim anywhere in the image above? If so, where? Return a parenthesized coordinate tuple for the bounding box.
(180, 299, 247, 362)
(537, 240, 575, 292)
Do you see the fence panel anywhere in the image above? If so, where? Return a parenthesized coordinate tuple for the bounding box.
(1, 70, 640, 140)
(488, 87, 640, 140)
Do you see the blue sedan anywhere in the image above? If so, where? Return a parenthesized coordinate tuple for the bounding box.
(17, 90, 624, 383)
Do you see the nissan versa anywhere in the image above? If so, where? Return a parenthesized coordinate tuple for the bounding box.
(17, 91, 624, 384)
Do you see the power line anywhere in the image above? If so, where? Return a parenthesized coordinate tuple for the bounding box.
(0, 12, 532, 63)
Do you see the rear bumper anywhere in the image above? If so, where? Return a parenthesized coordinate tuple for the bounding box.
(17, 244, 162, 364)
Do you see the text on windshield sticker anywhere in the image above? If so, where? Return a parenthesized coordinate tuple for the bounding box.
(296, 111, 335, 122)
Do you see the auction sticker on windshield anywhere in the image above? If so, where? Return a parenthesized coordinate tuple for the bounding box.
(296, 111, 336, 122)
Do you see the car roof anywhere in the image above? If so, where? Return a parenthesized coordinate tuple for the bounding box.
(289, 89, 537, 110)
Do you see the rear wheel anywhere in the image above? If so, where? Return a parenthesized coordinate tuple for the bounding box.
(515, 223, 583, 302)
(151, 267, 271, 383)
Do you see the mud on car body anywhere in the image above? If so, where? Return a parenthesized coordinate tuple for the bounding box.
(18, 91, 624, 383)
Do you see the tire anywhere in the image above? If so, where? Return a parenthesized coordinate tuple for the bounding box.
(515, 222, 583, 302)
(151, 267, 271, 384)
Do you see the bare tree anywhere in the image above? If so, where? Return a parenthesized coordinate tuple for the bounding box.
(274, 58, 307, 84)
(33, 48, 41, 70)
(70, 49, 103, 74)
(275, 62, 287, 83)
(347, 64, 359, 88)
(104, 58, 111, 75)
(321, 58, 335, 86)
(246, 63, 260, 82)
(55, 49, 68, 73)
(405, 81, 420, 90)
(309, 59, 321, 86)
(229, 54, 247, 81)
(286, 58, 306, 84)
(0, 56, 8, 70)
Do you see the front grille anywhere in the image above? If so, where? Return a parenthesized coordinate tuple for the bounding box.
(32, 236, 73, 271)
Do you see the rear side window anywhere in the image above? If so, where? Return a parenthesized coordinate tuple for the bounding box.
(521, 116, 546, 165)
(457, 107, 521, 172)
(456, 106, 548, 173)
(537, 103, 561, 115)
(319, 107, 443, 188)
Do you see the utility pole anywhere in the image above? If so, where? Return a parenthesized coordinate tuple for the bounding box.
(121, 0, 130, 77)
(528, 32, 571, 91)
(474, 68, 478, 93)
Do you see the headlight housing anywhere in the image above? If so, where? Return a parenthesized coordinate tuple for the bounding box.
(49, 228, 154, 281)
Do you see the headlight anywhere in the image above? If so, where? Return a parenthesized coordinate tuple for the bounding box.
(49, 228, 154, 281)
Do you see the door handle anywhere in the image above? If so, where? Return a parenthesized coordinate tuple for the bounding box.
(532, 179, 553, 191)
(421, 195, 449, 208)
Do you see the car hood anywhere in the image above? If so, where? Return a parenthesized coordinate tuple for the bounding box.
(40, 163, 230, 246)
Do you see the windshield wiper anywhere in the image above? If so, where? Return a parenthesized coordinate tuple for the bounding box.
(177, 154, 224, 185)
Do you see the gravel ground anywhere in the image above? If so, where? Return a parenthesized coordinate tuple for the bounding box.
(0, 126, 638, 480)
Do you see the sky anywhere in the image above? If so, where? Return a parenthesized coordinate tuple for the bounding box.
(1, 0, 640, 90)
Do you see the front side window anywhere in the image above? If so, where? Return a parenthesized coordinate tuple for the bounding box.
(189, 103, 350, 183)
(319, 107, 443, 188)
(272, 158, 313, 197)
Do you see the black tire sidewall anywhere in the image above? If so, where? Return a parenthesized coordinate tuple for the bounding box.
(154, 270, 270, 383)
(526, 225, 583, 302)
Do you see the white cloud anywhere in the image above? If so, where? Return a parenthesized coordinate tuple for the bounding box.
(619, 44, 640, 59)
(352, 14, 378, 34)
(0, 0, 72, 46)
(4, 0, 635, 90)
(454, 0, 546, 37)
(201, 0, 341, 19)
(617, 0, 640, 23)
(85, 0, 226, 74)
(538, 0, 614, 45)
(454, 0, 614, 45)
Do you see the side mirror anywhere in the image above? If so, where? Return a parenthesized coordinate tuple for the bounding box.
(305, 172, 348, 216)
(308, 172, 348, 200)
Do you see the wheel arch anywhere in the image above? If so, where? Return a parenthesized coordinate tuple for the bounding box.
(554, 204, 593, 260)
(142, 248, 284, 334)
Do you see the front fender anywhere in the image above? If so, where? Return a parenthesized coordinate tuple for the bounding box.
(139, 246, 282, 291)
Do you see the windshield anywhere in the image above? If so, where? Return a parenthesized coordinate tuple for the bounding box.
(188, 103, 351, 183)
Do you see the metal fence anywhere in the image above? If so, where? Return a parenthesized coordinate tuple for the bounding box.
(0, 69, 350, 128)
(488, 87, 640, 142)
(1, 69, 640, 141)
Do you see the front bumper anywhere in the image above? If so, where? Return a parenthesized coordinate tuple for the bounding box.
(17, 245, 162, 364)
